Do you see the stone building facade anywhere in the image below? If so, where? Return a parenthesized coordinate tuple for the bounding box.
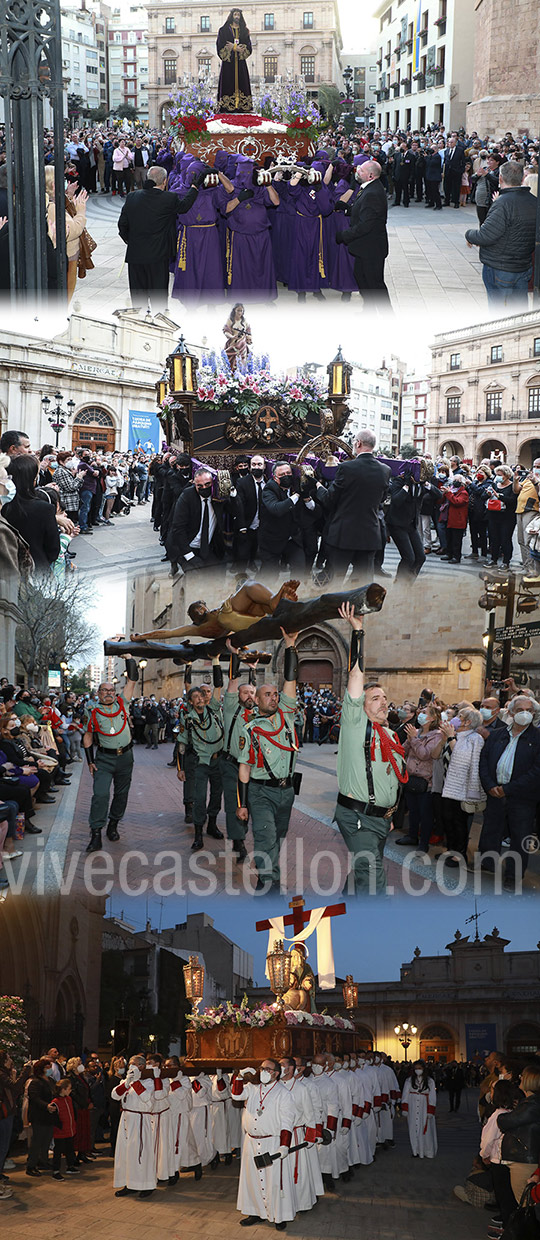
(247, 927, 540, 1064)
(427, 310, 540, 466)
(1, 896, 105, 1055)
(146, 0, 344, 128)
(373, 0, 475, 134)
(0, 308, 180, 457)
(466, 0, 540, 138)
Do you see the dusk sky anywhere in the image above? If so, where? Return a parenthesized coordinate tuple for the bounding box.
(104, 894, 537, 988)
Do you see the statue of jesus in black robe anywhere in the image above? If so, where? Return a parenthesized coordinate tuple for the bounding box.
(216, 8, 253, 113)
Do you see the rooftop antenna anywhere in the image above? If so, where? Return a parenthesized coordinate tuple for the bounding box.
(465, 900, 487, 942)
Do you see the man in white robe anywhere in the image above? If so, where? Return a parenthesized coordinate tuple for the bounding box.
(111, 1057, 157, 1198)
(348, 1056, 373, 1166)
(146, 1054, 176, 1184)
(163, 1057, 199, 1178)
(211, 1068, 233, 1162)
(326, 1055, 357, 1180)
(401, 1064, 438, 1159)
(377, 1054, 401, 1148)
(362, 1053, 383, 1155)
(309, 1053, 340, 1191)
(229, 1070, 244, 1152)
(279, 1057, 324, 1210)
(232, 1059, 297, 1229)
(190, 1071, 219, 1169)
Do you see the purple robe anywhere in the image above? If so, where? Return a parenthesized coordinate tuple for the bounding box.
(287, 182, 333, 291)
(223, 157, 277, 298)
(270, 182, 296, 286)
(330, 179, 361, 292)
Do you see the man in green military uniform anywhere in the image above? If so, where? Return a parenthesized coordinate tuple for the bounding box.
(177, 658, 225, 852)
(220, 646, 258, 864)
(83, 658, 140, 853)
(236, 628, 300, 891)
(333, 602, 408, 893)
(173, 665, 197, 823)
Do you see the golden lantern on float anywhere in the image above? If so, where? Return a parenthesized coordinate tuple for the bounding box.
(183, 954, 205, 1015)
(167, 334, 198, 396)
(325, 345, 352, 437)
(342, 974, 358, 1010)
(155, 368, 168, 407)
(266, 940, 292, 1011)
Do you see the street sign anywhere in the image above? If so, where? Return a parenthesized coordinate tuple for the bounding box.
(494, 621, 540, 641)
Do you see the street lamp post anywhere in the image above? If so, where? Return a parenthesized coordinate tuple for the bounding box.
(394, 1022, 417, 1062)
(41, 392, 76, 448)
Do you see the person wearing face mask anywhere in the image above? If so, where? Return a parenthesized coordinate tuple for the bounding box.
(485, 466, 517, 568)
(478, 695, 540, 888)
(65, 1056, 94, 1166)
(478, 697, 506, 739)
(25, 1058, 56, 1176)
(318, 429, 391, 584)
(234, 454, 268, 568)
(513, 456, 540, 575)
(107, 1057, 127, 1154)
(189, 1069, 219, 1172)
(396, 703, 444, 855)
(439, 707, 485, 866)
(325, 1054, 356, 1181)
(401, 1061, 437, 1159)
(232, 1059, 296, 1228)
(465, 468, 491, 560)
(111, 1056, 158, 1199)
(256, 462, 308, 574)
(159, 454, 194, 552)
(278, 1057, 323, 1209)
(161, 1057, 199, 1180)
(166, 467, 230, 576)
(308, 1054, 340, 1190)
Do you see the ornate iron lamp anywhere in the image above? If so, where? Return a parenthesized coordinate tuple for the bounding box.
(342, 975, 358, 1011)
(183, 954, 205, 1015)
(266, 940, 292, 1011)
(394, 1021, 417, 1062)
(156, 368, 169, 407)
(157, 334, 199, 447)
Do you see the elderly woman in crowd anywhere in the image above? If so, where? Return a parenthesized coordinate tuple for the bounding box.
(485, 464, 518, 569)
(26, 1058, 55, 1175)
(44, 166, 89, 302)
(498, 1064, 540, 1212)
(439, 706, 485, 866)
(398, 702, 445, 856)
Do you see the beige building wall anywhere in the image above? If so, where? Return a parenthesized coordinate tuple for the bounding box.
(374, 0, 475, 133)
(146, 0, 343, 128)
(466, 0, 540, 138)
(427, 310, 540, 466)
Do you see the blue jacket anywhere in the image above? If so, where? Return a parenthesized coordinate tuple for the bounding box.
(479, 723, 540, 803)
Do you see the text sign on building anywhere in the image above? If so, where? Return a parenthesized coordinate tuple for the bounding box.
(465, 1023, 497, 1059)
(128, 409, 160, 454)
(495, 621, 540, 641)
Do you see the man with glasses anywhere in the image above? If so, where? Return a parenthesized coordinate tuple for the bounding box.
(83, 658, 139, 853)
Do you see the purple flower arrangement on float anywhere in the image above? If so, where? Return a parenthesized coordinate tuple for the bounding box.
(187, 994, 354, 1031)
(195, 351, 327, 425)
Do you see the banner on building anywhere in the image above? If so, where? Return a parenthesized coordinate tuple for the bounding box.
(128, 409, 160, 455)
(466, 1023, 498, 1059)
(412, 0, 422, 75)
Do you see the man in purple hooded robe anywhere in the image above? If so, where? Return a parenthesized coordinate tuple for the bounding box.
(330, 155, 364, 297)
(172, 161, 233, 301)
(221, 155, 279, 299)
(287, 161, 334, 298)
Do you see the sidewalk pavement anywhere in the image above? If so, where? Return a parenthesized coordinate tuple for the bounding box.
(2, 1091, 490, 1240)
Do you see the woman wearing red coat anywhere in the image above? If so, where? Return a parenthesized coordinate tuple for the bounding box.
(440, 476, 469, 564)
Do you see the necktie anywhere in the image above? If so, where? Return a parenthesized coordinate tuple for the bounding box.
(256, 481, 262, 518)
(200, 498, 209, 558)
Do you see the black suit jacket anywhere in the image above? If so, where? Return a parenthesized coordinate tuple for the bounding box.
(236, 473, 267, 529)
(118, 182, 198, 264)
(444, 146, 466, 178)
(322, 454, 390, 551)
(479, 724, 540, 803)
(258, 478, 301, 554)
(338, 180, 389, 259)
(166, 485, 226, 562)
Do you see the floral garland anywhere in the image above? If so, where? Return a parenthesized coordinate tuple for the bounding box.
(196, 350, 327, 424)
(0, 995, 30, 1069)
(166, 80, 323, 142)
(187, 994, 354, 1032)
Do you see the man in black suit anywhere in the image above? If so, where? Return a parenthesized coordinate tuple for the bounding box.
(443, 136, 466, 208)
(234, 453, 267, 567)
(166, 468, 227, 575)
(118, 164, 202, 309)
(318, 430, 390, 583)
(257, 462, 310, 572)
(335, 161, 391, 305)
(478, 694, 540, 888)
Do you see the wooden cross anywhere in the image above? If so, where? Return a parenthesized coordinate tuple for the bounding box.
(255, 894, 346, 939)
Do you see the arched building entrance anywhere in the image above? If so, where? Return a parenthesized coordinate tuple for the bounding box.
(299, 659, 334, 691)
(518, 439, 540, 468)
(355, 1025, 374, 1051)
(419, 1023, 455, 1064)
(72, 406, 116, 453)
(439, 439, 465, 458)
(506, 1023, 540, 1057)
(477, 439, 507, 463)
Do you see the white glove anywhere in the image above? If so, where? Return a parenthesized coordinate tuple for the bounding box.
(257, 169, 272, 186)
(126, 1064, 140, 1081)
(239, 1067, 255, 1078)
(277, 1145, 289, 1160)
(152, 1065, 161, 1078)
(290, 493, 299, 505)
(216, 1068, 223, 1078)
(184, 551, 195, 561)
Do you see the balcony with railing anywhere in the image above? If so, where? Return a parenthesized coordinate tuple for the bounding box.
(402, 77, 412, 93)
(413, 72, 425, 89)
(434, 67, 445, 85)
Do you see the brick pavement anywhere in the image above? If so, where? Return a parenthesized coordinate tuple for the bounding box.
(2, 1092, 489, 1240)
(74, 193, 497, 316)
